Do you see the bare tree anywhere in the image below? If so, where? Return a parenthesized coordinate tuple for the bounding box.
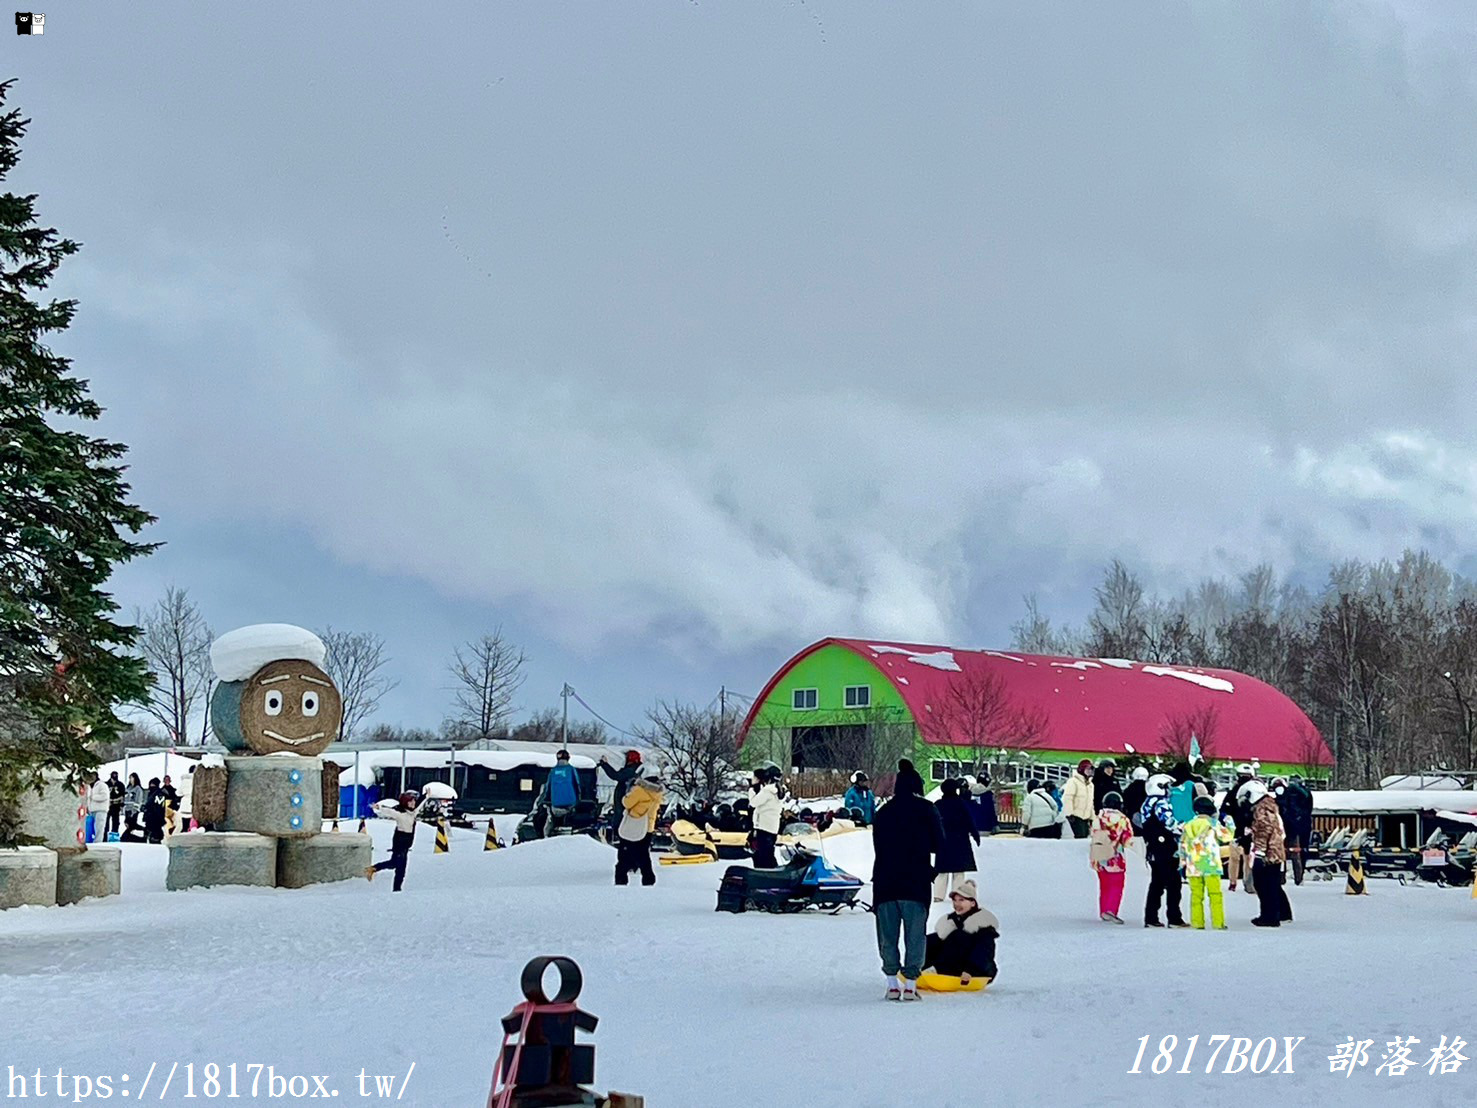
(319, 627, 398, 743)
(638, 701, 740, 804)
(1085, 559, 1147, 659)
(1010, 595, 1080, 655)
(919, 668, 1051, 781)
(447, 630, 526, 740)
(511, 707, 608, 746)
(1157, 703, 1221, 766)
(136, 587, 211, 746)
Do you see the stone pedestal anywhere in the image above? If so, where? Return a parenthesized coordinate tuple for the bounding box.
(166, 832, 277, 890)
(0, 847, 59, 909)
(16, 771, 86, 849)
(222, 755, 322, 837)
(56, 845, 122, 905)
(277, 832, 372, 888)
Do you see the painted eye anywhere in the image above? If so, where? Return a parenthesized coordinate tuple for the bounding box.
(264, 690, 284, 716)
(302, 691, 319, 717)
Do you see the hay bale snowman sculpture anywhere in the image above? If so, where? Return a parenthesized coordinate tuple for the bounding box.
(165, 624, 371, 891)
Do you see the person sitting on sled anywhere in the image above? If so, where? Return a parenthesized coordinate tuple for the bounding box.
(922, 879, 999, 986)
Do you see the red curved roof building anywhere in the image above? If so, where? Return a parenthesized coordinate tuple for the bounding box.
(740, 638, 1332, 784)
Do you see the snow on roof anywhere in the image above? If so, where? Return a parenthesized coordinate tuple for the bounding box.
(337, 747, 597, 787)
(867, 645, 962, 672)
(1435, 809, 1477, 827)
(1141, 666, 1235, 694)
(210, 624, 325, 682)
(1380, 774, 1464, 791)
(740, 638, 1332, 765)
(1313, 790, 1477, 814)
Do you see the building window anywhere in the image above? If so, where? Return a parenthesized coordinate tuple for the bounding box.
(792, 688, 818, 711)
(931, 759, 963, 782)
(844, 685, 871, 709)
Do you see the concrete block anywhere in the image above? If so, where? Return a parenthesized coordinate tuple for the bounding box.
(0, 847, 58, 909)
(276, 832, 371, 888)
(16, 771, 86, 849)
(222, 755, 322, 837)
(56, 845, 121, 905)
(166, 832, 277, 891)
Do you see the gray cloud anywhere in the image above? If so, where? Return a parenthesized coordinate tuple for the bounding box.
(13, 0, 1477, 723)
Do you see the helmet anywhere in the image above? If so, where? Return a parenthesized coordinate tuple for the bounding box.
(1131, 767, 1149, 782)
(1271, 776, 1287, 788)
(755, 761, 781, 782)
(556, 749, 570, 761)
(641, 765, 662, 784)
(852, 771, 868, 785)
(1097, 758, 1116, 771)
(1236, 763, 1254, 777)
(1101, 791, 1123, 811)
(398, 791, 419, 808)
(624, 749, 642, 766)
(1077, 759, 1093, 773)
(1238, 780, 1269, 807)
(1145, 773, 1173, 798)
(1193, 795, 1216, 816)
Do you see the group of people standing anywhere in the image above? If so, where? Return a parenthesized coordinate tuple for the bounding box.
(85, 771, 179, 844)
(1076, 759, 1310, 930)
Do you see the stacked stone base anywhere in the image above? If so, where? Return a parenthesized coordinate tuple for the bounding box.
(167, 756, 369, 891)
(1, 774, 122, 910)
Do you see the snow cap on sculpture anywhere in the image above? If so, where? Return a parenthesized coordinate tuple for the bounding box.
(209, 624, 341, 757)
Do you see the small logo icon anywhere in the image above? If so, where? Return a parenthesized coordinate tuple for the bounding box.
(15, 11, 42, 34)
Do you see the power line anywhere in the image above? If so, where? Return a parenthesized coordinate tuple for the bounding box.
(567, 689, 643, 740)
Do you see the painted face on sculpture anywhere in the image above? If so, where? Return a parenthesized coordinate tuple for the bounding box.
(237, 659, 341, 756)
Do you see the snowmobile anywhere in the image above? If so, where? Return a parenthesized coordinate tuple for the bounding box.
(670, 818, 751, 860)
(715, 846, 864, 914)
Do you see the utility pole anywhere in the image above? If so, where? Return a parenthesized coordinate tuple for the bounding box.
(719, 685, 726, 718)
(561, 683, 573, 751)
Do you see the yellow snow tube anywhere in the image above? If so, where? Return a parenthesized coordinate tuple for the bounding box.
(657, 852, 715, 866)
(916, 973, 989, 993)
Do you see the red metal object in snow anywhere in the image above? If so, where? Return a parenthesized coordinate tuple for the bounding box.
(487, 956, 599, 1108)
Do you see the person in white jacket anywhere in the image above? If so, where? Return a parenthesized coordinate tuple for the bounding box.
(1021, 779, 1065, 839)
(86, 776, 112, 843)
(748, 765, 787, 868)
(366, 791, 427, 892)
(1060, 760, 1095, 839)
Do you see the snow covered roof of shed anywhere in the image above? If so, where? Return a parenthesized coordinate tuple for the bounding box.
(1313, 790, 1477, 815)
(338, 748, 597, 787)
(740, 637, 1332, 766)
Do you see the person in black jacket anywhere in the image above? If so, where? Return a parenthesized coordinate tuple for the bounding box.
(923, 879, 999, 984)
(1121, 767, 1149, 830)
(932, 779, 981, 900)
(105, 771, 125, 839)
(1276, 776, 1314, 885)
(1091, 760, 1118, 813)
(142, 778, 167, 844)
(599, 750, 643, 836)
(1221, 765, 1256, 893)
(871, 759, 944, 1001)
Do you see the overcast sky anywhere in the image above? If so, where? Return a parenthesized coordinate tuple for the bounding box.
(9, 1, 1477, 735)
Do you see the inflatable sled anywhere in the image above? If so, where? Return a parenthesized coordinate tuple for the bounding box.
(715, 847, 863, 914)
(916, 973, 990, 993)
(658, 851, 716, 866)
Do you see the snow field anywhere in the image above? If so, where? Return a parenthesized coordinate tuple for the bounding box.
(2, 823, 1474, 1107)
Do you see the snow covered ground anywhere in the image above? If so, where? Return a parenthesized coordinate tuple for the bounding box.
(3, 824, 1474, 1106)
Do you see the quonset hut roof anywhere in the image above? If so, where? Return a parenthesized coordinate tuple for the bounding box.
(739, 638, 1332, 766)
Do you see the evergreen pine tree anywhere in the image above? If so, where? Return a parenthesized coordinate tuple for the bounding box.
(0, 81, 155, 846)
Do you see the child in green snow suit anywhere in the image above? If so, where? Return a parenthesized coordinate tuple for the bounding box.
(1180, 795, 1235, 930)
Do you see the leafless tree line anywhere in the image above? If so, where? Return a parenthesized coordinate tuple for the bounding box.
(1013, 551, 1477, 786)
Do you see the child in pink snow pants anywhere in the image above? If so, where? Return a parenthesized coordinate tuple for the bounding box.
(1090, 792, 1134, 924)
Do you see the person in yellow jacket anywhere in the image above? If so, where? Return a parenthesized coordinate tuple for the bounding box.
(1180, 795, 1234, 930)
(615, 766, 665, 886)
(1061, 760, 1095, 838)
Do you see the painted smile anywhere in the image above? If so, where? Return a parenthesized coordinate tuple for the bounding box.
(261, 730, 326, 746)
